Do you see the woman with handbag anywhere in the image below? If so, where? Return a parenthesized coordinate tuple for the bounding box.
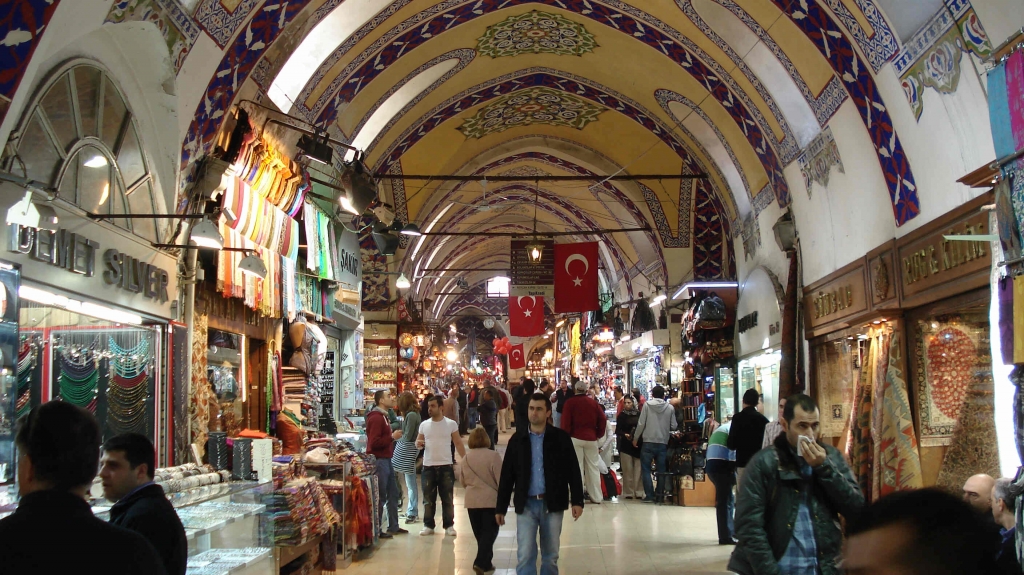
(393, 392, 422, 524)
(456, 427, 503, 575)
(616, 396, 644, 499)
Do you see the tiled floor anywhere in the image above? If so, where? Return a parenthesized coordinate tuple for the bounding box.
(345, 432, 733, 574)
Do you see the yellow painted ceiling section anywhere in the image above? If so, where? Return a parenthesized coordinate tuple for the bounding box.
(396, 116, 688, 226)
(734, 0, 836, 94)
(632, 0, 786, 144)
(333, 4, 771, 204)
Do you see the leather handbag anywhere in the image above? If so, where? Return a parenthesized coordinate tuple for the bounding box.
(695, 293, 726, 329)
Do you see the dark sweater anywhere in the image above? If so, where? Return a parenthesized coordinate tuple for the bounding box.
(110, 483, 188, 575)
(615, 410, 642, 458)
(478, 399, 498, 427)
(728, 405, 769, 467)
(0, 490, 168, 575)
(497, 425, 585, 515)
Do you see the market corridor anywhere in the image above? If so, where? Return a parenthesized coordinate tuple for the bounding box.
(348, 434, 731, 575)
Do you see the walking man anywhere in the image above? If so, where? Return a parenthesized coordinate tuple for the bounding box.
(498, 385, 512, 434)
(632, 384, 677, 502)
(100, 433, 188, 575)
(560, 379, 607, 503)
(728, 394, 863, 575)
(497, 393, 585, 575)
(552, 379, 572, 429)
(762, 397, 786, 449)
(729, 388, 769, 488)
(704, 420, 737, 544)
(417, 396, 467, 537)
(366, 390, 407, 538)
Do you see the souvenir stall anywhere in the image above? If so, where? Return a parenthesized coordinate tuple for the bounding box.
(331, 225, 363, 421)
(736, 268, 785, 422)
(680, 288, 737, 420)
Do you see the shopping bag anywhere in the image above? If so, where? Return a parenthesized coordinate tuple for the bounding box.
(601, 471, 621, 498)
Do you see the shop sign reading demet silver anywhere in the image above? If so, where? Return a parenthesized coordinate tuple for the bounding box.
(8, 224, 170, 302)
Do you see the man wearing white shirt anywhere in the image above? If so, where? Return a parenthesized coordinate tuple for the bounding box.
(416, 396, 467, 537)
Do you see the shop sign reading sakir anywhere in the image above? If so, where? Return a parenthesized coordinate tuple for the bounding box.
(8, 224, 171, 302)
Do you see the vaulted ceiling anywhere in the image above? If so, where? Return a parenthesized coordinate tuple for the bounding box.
(251, 0, 916, 321)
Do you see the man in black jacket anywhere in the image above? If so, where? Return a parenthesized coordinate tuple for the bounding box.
(514, 379, 537, 435)
(497, 393, 584, 575)
(0, 402, 167, 574)
(728, 388, 769, 488)
(101, 433, 188, 575)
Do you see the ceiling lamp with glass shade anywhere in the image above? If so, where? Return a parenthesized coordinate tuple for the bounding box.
(6, 190, 59, 231)
(190, 217, 223, 249)
(395, 273, 411, 289)
(400, 222, 422, 236)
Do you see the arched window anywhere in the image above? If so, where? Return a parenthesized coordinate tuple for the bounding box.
(8, 63, 163, 242)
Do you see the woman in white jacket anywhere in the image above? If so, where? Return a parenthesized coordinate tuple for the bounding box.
(456, 427, 503, 574)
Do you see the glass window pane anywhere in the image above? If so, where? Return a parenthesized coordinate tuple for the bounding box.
(100, 77, 127, 151)
(128, 182, 157, 242)
(117, 123, 146, 187)
(40, 73, 76, 152)
(75, 66, 102, 138)
(19, 112, 61, 184)
(76, 147, 112, 213)
(111, 177, 131, 232)
(59, 157, 78, 203)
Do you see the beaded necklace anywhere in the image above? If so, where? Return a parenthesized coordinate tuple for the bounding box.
(57, 354, 98, 410)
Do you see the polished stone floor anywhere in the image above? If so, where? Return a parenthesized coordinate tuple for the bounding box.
(346, 431, 733, 575)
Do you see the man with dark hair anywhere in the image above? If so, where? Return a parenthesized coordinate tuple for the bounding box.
(101, 433, 188, 575)
(633, 384, 677, 502)
(366, 390, 406, 538)
(497, 393, 585, 574)
(0, 402, 167, 574)
(992, 477, 1020, 574)
(515, 379, 537, 435)
(728, 394, 863, 575)
(728, 388, 769, 488)
(553, 378, 573, 429)
(417, 395, 466, 537)
(842, 488, 1000, 575)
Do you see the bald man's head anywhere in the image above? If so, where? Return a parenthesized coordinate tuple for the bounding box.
(963, 474, 996, 514)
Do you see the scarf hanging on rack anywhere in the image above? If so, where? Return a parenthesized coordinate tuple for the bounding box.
(304, 203, 320, 274)
(218, 222, 282, 318)
(872, 329, 924, 499)
(221, 176, 299, 260)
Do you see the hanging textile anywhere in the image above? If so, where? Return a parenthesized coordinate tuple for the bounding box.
(217, 221, 282, 318)
(190, 313, 213, 458)
(300, 203, 337, 280)
(872, 329, 924, 499)
(221, 177, 299, 260)
(282, 256, 297, 321)
(989, 50, 1024, 263)
(227, 115, 309, 217)
(303, 203, 319, 274)
(846, 334, 875, 500)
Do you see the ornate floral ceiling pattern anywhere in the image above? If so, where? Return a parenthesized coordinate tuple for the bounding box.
(457, 86, 606, 138)
(477, 10, 598, 58)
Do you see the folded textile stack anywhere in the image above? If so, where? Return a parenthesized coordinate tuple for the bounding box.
(271, 455, 305, 489)
(259, 477, 340, 547)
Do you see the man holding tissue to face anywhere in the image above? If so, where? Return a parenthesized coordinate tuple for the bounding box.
(728, 394, 863, 575)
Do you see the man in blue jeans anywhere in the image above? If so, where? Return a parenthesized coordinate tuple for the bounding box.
(366, 390, 407, 537)
(497, 393, 585, 574)
(416, 396, 466, 537)
(633, 385, 678, 502)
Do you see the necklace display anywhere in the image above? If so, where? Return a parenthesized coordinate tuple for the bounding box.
(57, 352, 98, 413)
(106, 336, 152, 435)
(16, 343, 36, 418)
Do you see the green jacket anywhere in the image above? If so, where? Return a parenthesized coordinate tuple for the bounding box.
(727, 434, 864, 575)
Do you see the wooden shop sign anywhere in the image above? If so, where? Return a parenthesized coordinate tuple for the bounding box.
(896, 194, 992, 308)
(803, 262, 868, 333)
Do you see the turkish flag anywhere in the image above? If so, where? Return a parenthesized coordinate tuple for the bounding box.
(509, 296, 545, 337)
(554, 242, 599, 312)
(508, 344, 526, 369)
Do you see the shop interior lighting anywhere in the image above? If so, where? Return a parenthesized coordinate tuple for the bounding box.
(446, 348, 459, 362)
(546, 330, 554, 335)
(238, 252, 268, 280)
(555, 319, 566, 328)
(190, 217, 223, 249)
(19, 285, 143, 325)
(83, 155, 109, 168)
(671, 281, 739, 300)
(594, 346, 612, 354)
(395, 273, 411, 289)
(6, 191, 58, 231)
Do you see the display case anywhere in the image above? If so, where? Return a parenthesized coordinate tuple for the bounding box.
(0, 264, 19, 487)
(715, 365, 736, 420)
(94, 481, 276, 575)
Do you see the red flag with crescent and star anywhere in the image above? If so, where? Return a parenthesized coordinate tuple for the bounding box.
(554, 242, 599, 313)
(509, 296, 545, 337)
(508, 344, 526, 369)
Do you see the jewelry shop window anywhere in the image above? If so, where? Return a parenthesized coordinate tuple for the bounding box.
(207, 329, 245, 437)
(6, 63, 165, 243)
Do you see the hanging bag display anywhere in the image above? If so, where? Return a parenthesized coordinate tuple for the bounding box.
(695, 292, 726, 330)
